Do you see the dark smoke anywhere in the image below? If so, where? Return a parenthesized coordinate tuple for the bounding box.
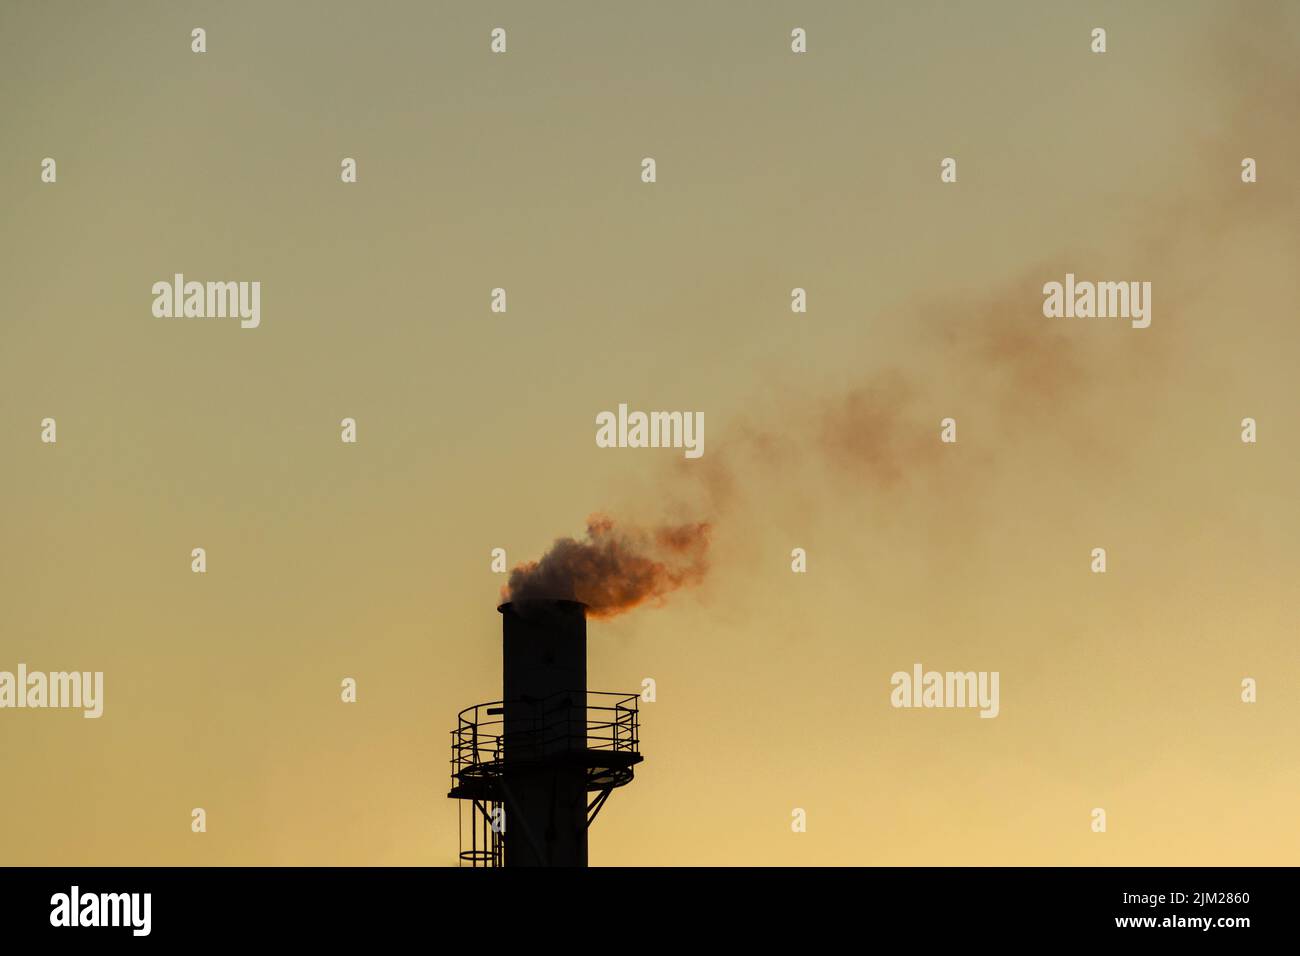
(503, 514, 711, 619)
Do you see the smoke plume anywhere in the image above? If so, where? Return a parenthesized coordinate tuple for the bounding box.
(503, 10, 1296, 622)
(503, 514, 711, 618)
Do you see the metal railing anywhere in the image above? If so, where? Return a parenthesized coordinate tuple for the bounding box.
(450, 691, 640, 786)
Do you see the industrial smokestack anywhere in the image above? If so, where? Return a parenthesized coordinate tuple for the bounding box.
(499, 600, 588, 866)
(501, 600, 586, 754)
(448, 599, 643, 867)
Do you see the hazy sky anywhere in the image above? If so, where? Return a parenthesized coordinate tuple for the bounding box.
(1, 1, 1297, 865)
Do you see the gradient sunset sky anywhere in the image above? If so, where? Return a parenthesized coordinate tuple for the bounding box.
(1, 0, 1297, 865)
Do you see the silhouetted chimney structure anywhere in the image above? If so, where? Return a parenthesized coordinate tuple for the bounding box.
(447, 600, 643, 867)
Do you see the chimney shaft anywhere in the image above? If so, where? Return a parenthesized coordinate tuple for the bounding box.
(502, 599, 586, 715)
(498, 600, 589, 866)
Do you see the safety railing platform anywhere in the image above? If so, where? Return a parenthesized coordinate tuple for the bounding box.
(448, 691, 642, 799)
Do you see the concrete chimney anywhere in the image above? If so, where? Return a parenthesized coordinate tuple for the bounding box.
(499, 599, 588, 866)
(448, 599, 641, 867)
